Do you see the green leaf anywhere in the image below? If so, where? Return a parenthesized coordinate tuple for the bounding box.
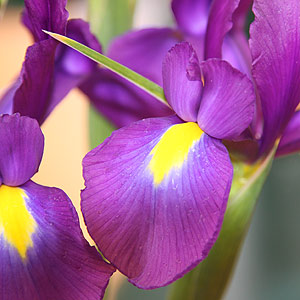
(43, 31, 169, 107)
(168, 149, 275, 300)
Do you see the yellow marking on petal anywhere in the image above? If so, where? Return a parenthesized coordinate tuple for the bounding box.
(0, 185, 37, 260)
(296, 103, 300, 112)
(149, 122, 203, 185)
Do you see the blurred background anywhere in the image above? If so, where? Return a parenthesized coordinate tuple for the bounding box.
(0, 0, 299, 299)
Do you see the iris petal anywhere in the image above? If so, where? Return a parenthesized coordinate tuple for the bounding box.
(197, 59, 255, 140)
(22, 0, 68, 42)
(171, 0, 211, 36)
(81, 116, 232, 288)
(250, 0, 300, 155)
(0, 181, 114, 299)
(162, 42, 202, 122)
(276, 111, 300, 157)
(108, 28, 180, 85)
(80, 69, 173, 128)
(205, 0, 240, 59)
(0, 114, 44, 187)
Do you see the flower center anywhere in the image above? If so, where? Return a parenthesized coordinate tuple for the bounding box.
(0, 185, 36, 260)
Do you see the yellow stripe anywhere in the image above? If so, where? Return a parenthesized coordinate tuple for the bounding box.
(149, 122, 203, 185)
(0, 185, 37, 259)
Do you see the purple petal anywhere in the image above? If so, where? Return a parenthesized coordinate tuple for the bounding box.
(13, 19, 101, 125)
(80, 69, 173, 128)
(232, 0, 253, 31)
(197, 59, 255, 139)
(0, 181, 114, 299)
(47, 19, 101, 118)
(162, 42, 202, 122)
(276, 110, 300, 157)
(222, 33, 252, 76)
(57, 19, 102, 76)
(250, 0, 300, 155)
(22, 0, 68, 42)
(171, 0, 211, 36)
(81, 116, 232, 288)
(205, 0, 240, 59)
(13, 40, 57, 124)
(108, 28, 180, 85)
(0, 114, 44, 187)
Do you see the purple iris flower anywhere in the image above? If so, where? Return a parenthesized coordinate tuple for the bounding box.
(79, 0, 300, 290)
(81, 42, 255, 289)
(0, 0, 101, 125)
(0, 113, 114, 299)
(80, 0, 253, 128)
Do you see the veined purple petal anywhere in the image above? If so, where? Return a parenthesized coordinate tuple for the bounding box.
(108, 28, 180, 85)
(80, 69, 173, 128)
(13, 40, 57, 125)
(22, 0, 68, 42)
(13, 19, 101, 125)
(276, 110, 300, 157)
(0, 114, 43, 187)
(171, 0, 211, 36)
(197, 59, 255, 139)
(250, 0, 300, 156)
(205, 0, 240, 59)
(162, 42, 202, 122)
(0, 182, 114, 299)
(81, 116, 232, 288)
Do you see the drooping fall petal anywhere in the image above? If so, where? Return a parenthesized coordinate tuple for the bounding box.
(0, 181, 114, 299)
(81, 116, 232, 289)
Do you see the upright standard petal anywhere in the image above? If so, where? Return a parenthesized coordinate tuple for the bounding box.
(197, 59, 255, 140)
(276, 111, 300, 157)
(205, 0, 240, 59)
(0, 114, 43, 187)
(171, 0, 211, 36)
(22, 0, 68, 42)
(13, 19, 101, 125)
(108, 28, 180, 85)
(250, 0, 300, 155)
(162, 42, 202, 122)
(13, 40, 57, 124)
(81, 116, 232, 288)
(0, 182, 114, 299)
(80, 69, 173, 128)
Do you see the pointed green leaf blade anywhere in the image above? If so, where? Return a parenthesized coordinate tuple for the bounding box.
(168, 149, 275, 300)
(43, 31, 169, 107)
